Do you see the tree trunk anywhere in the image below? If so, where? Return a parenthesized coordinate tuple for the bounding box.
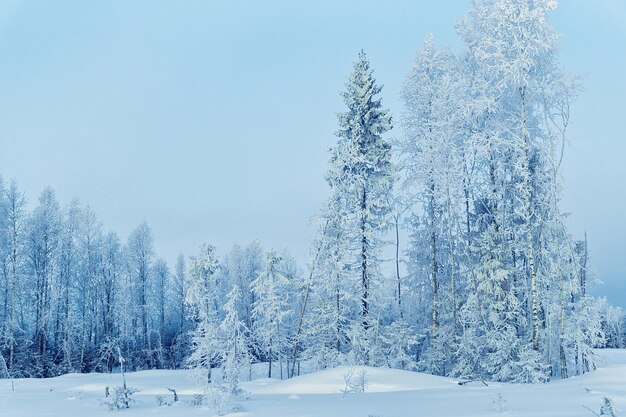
(289, 233, 324, 378)
(520, 86, 539, 352)
(395, 213, 402, 319)
(360, 188, 369, 331)
(429, 183, 438, 336)
(268, 344, 272, 378)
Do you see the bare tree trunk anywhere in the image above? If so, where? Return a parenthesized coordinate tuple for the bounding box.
(289, 233, 323, 378)
(268, 344, 272, 379)
(446, 195, 458, 330)
(559, 271, 567, 378)
(336, 287, 341, 353)
(394, 213, 402, 319)
(520, 86, 539, 352)
(429, 184, 438, 336)
(8, 234, 18, 369)
(580, 233, 587, 296)
(361, 188, 369, 331)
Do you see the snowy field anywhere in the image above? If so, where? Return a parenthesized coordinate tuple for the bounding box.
(1, 349, 624, 417)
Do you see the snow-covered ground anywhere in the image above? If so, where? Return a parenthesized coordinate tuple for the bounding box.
(1, 349, 625, 417)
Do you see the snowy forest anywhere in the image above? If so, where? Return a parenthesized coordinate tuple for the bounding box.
(1, 0, 625, 394)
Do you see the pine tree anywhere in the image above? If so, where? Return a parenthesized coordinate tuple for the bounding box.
(326, 50, 393, 365)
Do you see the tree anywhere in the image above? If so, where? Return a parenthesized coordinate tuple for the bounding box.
(219, 285, 252, 395)
(1, 181, 26, 371)
(54, 200, 81, 373)
(381, 319, 417, 370)
(153, 258, 169, 367)
(170, 253, 189, 367)
(0, 177, 7, 348)
(173, 254, 187, 334)
(76, 206, 103, 371)
(459, 0, 565, 354)
(325, 50, 393, 364)
(0, 179, 196, 376)
(241, 241, 264, 331)
(302, 208, 351, 369)
(394, 0, 594, 381)
(28, 187, 61, 377)
(99, 232, 122, 372)
(127, 222, 154, 364)
(400, 36, 466, 373)
(187, 243, 221, 383)
(250, 250, 291, 378)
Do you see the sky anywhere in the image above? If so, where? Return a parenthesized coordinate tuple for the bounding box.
(0, 1, 624, 307)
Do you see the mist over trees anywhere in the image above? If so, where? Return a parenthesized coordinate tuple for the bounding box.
(0, 0, 624, 388)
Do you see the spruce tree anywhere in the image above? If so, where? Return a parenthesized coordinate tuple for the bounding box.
(326, 50, 393, 365)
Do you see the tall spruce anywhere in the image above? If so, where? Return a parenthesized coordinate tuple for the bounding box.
(325, 50, 393, 364)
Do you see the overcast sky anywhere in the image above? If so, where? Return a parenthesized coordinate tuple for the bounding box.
(0, 0, 624, 307)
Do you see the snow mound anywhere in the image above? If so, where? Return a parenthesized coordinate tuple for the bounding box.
(594, 348, 626, 367)
(245, 366, 457, 394)
(1, 352, 625, 417)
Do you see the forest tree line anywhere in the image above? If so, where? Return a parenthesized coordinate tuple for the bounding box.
(1, 0, 625, 385)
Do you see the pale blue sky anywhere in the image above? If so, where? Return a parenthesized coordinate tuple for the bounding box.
(0, 1, 624, 306)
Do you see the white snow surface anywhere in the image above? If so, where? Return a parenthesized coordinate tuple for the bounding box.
(0, 349, 625, 417)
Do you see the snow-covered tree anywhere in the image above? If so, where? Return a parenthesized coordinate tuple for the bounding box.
(301, 209, 351, 369)
(187, 243, 221, 383)
(0, 180, 26, 372)
(600, 300, 625, 349)
(381, 319, 418, 370)
(250, 250, 291, 378)
(28, 187, 62, 377)
(127, 222, 155, 362)
(152, 258, 169, 367)
(0, 178, 189, 375)
(170, 253, 189, 367)
(394, 0, 597, 382)
(324, 50, 393, 365)
(99, 231, 122, 372)
(400, 35, 467, 374)
(219, 285, 252, 395)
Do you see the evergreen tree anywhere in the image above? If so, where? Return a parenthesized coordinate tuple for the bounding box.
(325, 50, 393, 365)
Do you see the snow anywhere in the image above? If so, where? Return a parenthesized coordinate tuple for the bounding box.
(0, 350, 624, 417)
(249, 366, 456, 394)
